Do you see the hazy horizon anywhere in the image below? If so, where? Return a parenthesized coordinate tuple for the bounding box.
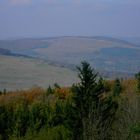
(0, 0, 140, 39)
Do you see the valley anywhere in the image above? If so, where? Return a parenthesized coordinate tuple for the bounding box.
(0, 36, 140, 90)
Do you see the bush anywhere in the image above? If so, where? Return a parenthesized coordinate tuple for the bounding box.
(135, 72, 140, 92)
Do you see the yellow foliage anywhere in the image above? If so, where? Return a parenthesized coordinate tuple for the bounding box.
(55, 88, 71, 100)
(0, 87, 44, 106)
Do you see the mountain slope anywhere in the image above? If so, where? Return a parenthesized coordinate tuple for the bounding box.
(0, 48, 11, 55)
(0, 36, 140, 75)
(0, 55, 78, 90)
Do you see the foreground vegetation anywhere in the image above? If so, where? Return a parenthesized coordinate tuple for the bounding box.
(0, 62, 140, 140)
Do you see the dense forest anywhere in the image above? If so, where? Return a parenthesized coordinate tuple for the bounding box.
(0, 62, 140, 140)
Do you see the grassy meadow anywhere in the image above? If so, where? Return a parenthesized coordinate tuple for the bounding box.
(0, 55, 78, 90)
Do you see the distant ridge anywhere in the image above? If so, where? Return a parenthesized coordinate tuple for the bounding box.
(90, 36, 140, 47)
(0, 36, 140, 76)
(0, 47, 32, 58)
(1, 36, 138, 45)
(0, 48, 11, 55)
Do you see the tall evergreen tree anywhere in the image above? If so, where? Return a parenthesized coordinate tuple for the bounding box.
(71, 61, 118, 140)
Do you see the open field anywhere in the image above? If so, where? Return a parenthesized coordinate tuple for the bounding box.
(0, 55, 78, 91)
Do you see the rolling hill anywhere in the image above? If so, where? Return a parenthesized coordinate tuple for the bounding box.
(0, 55, 78, 90)
(0, 36, 140, 74)
(0, 36, 140, 90)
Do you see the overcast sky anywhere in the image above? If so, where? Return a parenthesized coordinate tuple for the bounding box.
(0, 0, 140, 39)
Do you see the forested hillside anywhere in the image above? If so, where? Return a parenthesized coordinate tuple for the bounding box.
(0, 62, 140, 140)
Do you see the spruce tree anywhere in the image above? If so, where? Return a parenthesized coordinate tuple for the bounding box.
(71, 61, 118, 140)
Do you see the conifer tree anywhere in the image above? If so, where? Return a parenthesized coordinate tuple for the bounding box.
(71, 61, 118, 140)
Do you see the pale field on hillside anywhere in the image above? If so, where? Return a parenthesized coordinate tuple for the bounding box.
(0, 55, 78, 91)
(34, 37, 140, 61)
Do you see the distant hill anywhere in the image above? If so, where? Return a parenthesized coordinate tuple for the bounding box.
(0, 47, 32, 58)
(0, 36, 140, 77)
(121, 37, 140, 46)
(0, 48, 11, 55)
